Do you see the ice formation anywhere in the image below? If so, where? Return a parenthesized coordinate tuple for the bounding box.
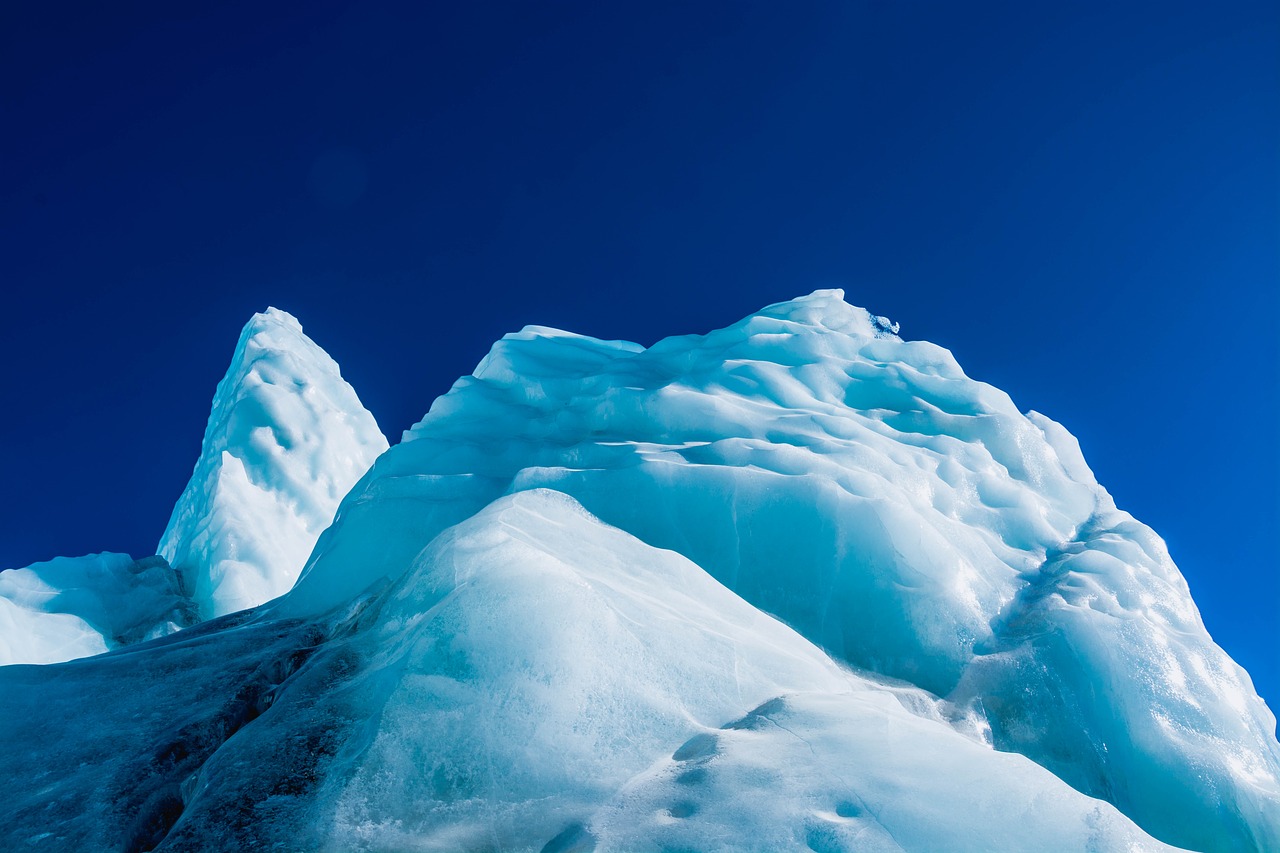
(158, 307, 387, 618)
(0, 492, 1179, 852)
(0, 310, 385, 664)
(1, 292, 1276, 852)
(0, 552, 194, 665)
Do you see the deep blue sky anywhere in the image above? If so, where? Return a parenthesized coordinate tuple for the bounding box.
(2, 1, 1276, 708)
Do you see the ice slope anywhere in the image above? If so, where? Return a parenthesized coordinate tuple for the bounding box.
(0, 491, 1179, 852)
(279, 290, 1280, 851)
(0, 552, 194, 665)
(158, 308, 388, 619)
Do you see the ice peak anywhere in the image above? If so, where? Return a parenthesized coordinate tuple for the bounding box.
(249, 305, 303, 332)
(753, 289, 899, 338)
(232, 307, 319, 375)
(158, 308, 388, 619)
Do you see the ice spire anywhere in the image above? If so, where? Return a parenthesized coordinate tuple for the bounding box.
(158, 308, 388, 618)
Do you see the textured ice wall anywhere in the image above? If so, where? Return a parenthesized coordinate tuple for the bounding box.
(0, 552, 193, 665)
(281, 290, 1279, 851)
(159, 308, 388, 618)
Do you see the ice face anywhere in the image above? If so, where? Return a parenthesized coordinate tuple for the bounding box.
(158, 307, 388, 619)
(0, 552, 194, 665)
(0, 491, 1180, 852)
(277, 289, 1278, 850)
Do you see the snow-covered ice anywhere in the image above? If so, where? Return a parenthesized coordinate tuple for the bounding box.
(0, 292, 1275, 851)
(0, 491, 1180, 852)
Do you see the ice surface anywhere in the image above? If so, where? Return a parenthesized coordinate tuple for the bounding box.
(279, 290, 1278, 850)
(158, 307, 388, 619)
(0, 491, 1178, 852)
(1, 292, 1275, 850)
(0, 552, 194, 665)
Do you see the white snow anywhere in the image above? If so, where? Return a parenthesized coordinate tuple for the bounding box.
(158, 307, 388, 618)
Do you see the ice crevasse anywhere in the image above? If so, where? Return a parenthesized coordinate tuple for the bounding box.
(0, 290, 1275, 852)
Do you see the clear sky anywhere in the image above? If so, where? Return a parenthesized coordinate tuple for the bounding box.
(2, 1, 1276, 709)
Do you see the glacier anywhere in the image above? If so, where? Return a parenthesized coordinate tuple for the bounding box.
(0, 291, 1275, 852)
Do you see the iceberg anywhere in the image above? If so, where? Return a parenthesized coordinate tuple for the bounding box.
(158, 307, 388, 619)
(0, 292, 1274, 851)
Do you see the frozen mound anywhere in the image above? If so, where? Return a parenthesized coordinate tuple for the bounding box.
(0, 552, 195, 665)
(0, 491, 1178, 852)
(278, 290, 1279, 851)
(159, 308, 388, 619)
